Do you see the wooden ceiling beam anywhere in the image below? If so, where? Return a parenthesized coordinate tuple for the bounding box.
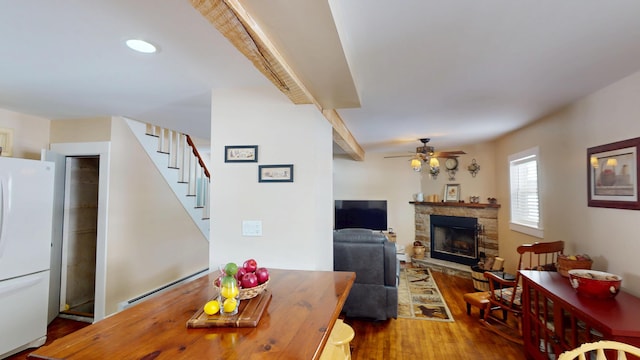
(190, 0, 365, 161)
(323, 109, 364, 161)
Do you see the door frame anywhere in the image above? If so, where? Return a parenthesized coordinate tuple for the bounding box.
(50, 142, 110, 322)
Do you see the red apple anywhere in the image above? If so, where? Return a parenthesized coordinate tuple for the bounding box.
(241, 272, 258, 288)
(255, 267, 269, 284)
(235, 267, 248, 281)
(243, 259, 258, 273)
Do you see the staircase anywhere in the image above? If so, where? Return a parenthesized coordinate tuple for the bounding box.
(125, 118, 210, 239)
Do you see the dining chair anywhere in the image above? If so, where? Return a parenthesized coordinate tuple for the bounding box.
(558, 340, 640, 360)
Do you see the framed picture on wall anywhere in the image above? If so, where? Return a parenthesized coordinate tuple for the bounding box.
(224, 145, 258, 163)
(444, 184, 460, 202)
(258, 164, 294, 183)
(587, 137, 640, 210)
(0, 127, 14, 157)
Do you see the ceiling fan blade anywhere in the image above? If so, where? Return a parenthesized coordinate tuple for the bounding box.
(383, 154, 414, 158)
(433, 151, 466, 157)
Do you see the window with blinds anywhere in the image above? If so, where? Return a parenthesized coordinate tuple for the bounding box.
(509, 147, 543, 238)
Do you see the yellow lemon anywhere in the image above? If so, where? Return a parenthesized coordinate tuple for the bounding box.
(223, 298, 238, 313)
(203, 300, 220, 315)
(220, 286, 238, 299)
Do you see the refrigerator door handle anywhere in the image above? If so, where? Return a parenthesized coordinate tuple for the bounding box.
(0, 272, 44, 296)
(0, 177, 6, 260)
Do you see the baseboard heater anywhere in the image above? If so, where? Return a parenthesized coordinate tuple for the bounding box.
(117, 268, 209, 311)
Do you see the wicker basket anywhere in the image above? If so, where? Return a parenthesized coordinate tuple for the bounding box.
(557, 256, 593, 278)
(214, 280, 269, 300)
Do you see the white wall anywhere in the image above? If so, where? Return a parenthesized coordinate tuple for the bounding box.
(210, 87, 333, 271)
(334, 143, 497, 252)
(0, 108, 50, 159)
(334, 153, 418, 248)
(104, 117, 208, 315)
(495, 70, 640, 295)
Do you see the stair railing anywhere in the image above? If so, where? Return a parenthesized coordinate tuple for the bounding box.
(145, 123, 210, 221)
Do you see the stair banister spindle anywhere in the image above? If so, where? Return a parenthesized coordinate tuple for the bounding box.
(169, 131, 178, 169)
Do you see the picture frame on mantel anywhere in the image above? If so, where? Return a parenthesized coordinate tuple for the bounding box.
(444, 184, 460, 202)
(587, 137, 640, 210)
(224, 145, 258, 163)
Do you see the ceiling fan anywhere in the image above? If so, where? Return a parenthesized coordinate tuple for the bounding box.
(385, 138, 466, 176)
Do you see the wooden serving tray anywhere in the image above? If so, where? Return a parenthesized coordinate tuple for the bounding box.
(186, 290, 272, 328)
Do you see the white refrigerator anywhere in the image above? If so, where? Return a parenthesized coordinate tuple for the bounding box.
(0, 157, 55, 359)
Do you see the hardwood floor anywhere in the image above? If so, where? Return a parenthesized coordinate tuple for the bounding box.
(5, 268, 525, 360)
(345, 268, 526, 360)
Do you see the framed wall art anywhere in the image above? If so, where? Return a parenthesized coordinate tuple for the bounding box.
(258, 164, 294, 183)
(587, 137, 640, 210)
(224, 145, 258, 163)
(0, 127, 14, 157)
(444, 184, 460, 202)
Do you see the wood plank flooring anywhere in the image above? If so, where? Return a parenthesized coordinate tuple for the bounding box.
(345, 268, 526, 360)
(6, 267, 526, 360)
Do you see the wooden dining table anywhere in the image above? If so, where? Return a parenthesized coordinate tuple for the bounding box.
(29, 268, 355, 360)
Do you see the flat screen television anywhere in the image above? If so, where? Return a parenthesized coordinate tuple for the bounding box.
(334, 200, 388, 231)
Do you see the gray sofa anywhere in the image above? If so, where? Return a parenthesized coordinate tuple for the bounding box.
(333, 228, 399, 321)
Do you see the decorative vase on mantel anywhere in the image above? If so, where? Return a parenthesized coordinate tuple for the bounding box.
(413, 241, 426, 259)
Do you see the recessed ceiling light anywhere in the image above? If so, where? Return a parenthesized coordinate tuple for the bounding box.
(126, 39, 157, 54)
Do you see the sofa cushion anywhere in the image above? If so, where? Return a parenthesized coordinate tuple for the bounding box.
(333, 228, 387, 243)
(334, 241, 385, 284)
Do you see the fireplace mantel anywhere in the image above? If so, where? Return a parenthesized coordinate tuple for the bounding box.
(410, 201, 500, 209)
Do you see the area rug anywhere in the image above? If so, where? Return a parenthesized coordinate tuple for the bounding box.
(397, 267, 454, 322)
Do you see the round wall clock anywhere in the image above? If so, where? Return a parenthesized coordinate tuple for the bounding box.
(445, 157, 458, 170)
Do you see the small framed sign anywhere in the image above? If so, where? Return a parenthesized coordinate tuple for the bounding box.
(258, 164, 294, 183)
(225, 145, 258, 163)
(444, 184, 460, 202)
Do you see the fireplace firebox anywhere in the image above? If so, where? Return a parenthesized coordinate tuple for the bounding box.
(430, 215, 479, 266)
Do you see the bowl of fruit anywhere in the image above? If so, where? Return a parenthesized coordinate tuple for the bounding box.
(568, 269, 622, 299)
(214, 259, 270, 300)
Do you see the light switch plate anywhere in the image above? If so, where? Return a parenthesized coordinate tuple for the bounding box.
(242, 220, 262, 236)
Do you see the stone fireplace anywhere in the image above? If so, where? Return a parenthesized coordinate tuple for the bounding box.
(430, 215, 479, 266)
(412, 201, 499, 272)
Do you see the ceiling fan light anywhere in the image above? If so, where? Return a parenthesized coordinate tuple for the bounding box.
(411, 158, 422, 172)
(429, 157, 440, 168)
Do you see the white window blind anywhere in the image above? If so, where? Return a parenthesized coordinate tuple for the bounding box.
(509, 148, 543, 237)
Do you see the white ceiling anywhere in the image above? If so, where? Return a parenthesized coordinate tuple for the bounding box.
(3, 1, 640, 156)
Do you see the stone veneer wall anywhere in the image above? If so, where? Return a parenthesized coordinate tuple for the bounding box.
(413, 203, 500, 259)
